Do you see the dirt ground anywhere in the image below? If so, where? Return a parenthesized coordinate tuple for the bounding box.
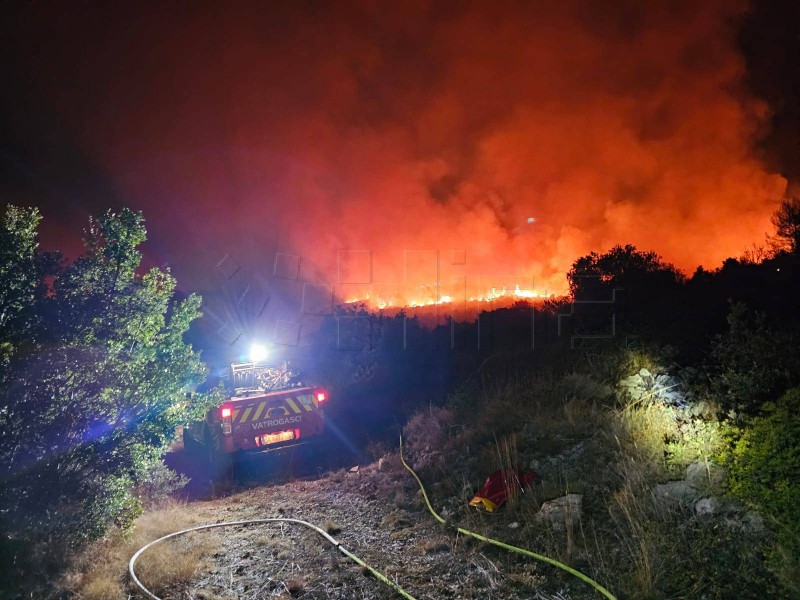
(143, 451, 581, 600)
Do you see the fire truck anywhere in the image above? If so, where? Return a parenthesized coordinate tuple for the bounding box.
(183, 354, 328, 463)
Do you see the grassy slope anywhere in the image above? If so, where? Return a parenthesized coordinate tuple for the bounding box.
(401, 346, 786, 599)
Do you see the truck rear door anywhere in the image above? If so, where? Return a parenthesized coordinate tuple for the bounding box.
(222, 387, 327, 452)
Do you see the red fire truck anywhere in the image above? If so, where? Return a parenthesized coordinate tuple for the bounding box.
(183, 360, 328, 462)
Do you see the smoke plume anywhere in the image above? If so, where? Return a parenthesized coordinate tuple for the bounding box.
(6, 1, 788, 300)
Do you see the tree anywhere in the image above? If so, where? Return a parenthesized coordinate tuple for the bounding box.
(565, 244, 688, 340)
(567, 244, 684, 298)
(0, 206, 217, 590)
(0, 206, 58, 365)
(770, 196, 800, 255)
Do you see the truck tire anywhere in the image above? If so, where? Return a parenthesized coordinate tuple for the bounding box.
(183, 423, 226, 472)
(204, 421, 223, 453)
(203, 422, 232, 480)
(183, 425, 205, 457)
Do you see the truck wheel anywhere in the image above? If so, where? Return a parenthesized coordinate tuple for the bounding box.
(204, 423, 232, 481)
(183, 426, 205, 458)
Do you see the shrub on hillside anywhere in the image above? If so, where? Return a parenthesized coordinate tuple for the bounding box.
(403, 406, 454, 471)
(710, 302, 800, 417)
(0, 207, 217, 593)
(720, 387, 800, 590)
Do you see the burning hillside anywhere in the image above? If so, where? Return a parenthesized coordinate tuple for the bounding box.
(341, 282, 551, 317)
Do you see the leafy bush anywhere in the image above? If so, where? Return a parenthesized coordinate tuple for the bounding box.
(567, 244, 684, 299)
(710, 302, 800, 416)
(134, 460, 191, 508)
(720, 387, 800, 590)
(0, 206, 217, 593)
(664, 418, 723, 472)
(566, 244, 686, 340)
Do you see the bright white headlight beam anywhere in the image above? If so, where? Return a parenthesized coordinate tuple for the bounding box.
(249, 342, 269, 363)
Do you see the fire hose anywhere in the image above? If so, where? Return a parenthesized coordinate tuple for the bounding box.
(398, 434, 617, 600)
(130, 440, 617, 600)
(128, 517, 418, 600)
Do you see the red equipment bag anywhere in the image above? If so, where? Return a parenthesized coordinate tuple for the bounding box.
(469, 468, 539, 512)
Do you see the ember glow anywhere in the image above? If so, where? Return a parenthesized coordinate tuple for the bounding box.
(2, 1, 790, 306)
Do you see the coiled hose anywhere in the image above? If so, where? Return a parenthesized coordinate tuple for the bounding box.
(399, 434, 617, 600)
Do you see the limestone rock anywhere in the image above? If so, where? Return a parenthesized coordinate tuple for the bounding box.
(685, 462, 725, 490)
(742, 512, 766, 534)
(653, 480, 699, 504)
(694, 496, 723, 516)
(535, 494, 583, 529)
(723, 511, 766, 534)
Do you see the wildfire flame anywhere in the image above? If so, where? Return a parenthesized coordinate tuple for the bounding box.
(343, 283, 552, 311)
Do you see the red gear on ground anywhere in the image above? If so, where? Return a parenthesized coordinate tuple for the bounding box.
(469, 469, 539, 511)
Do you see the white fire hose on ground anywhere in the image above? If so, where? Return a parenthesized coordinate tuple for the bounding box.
(129, 517, 418, 600)
(129, 437, 617, 599)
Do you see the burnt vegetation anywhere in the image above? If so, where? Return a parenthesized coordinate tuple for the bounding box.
(2, 198, 800, 599)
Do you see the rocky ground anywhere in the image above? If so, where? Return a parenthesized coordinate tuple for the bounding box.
(142, 451, 582, 600)
(129, 362, 773, 600)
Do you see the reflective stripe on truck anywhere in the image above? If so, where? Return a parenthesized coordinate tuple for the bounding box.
(231, 393, 318, 424)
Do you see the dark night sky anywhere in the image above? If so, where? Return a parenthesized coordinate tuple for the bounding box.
(1, 1, 798, 301)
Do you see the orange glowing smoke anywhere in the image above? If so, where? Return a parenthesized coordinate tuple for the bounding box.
(14, 1, 788, 303)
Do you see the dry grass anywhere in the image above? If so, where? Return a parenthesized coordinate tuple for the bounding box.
(607, 468, 659, 598)
(493, 434, 522, 509)
(133, 532, 217, 597)
(618, 402, 679, 468)
(130, 498, 205, 544)
(66, 499, 219, 599)
(403, 405, 454, 470)
(77, 573, 122, 600)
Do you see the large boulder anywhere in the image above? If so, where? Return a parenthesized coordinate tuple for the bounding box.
(738, 512, 766, 534)
(693, 497, 766, 534)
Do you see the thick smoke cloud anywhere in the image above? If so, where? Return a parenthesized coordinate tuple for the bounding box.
(4, 1, 788, 298)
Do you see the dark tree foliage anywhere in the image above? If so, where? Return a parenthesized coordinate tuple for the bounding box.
(0, 207, 59, 365)
(566, 244, 687, 341)
(710, 302, 800, 417)
(0, 206, 217, 587)
(567, 244, 685, 298)
(770, 196, 800, 255)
